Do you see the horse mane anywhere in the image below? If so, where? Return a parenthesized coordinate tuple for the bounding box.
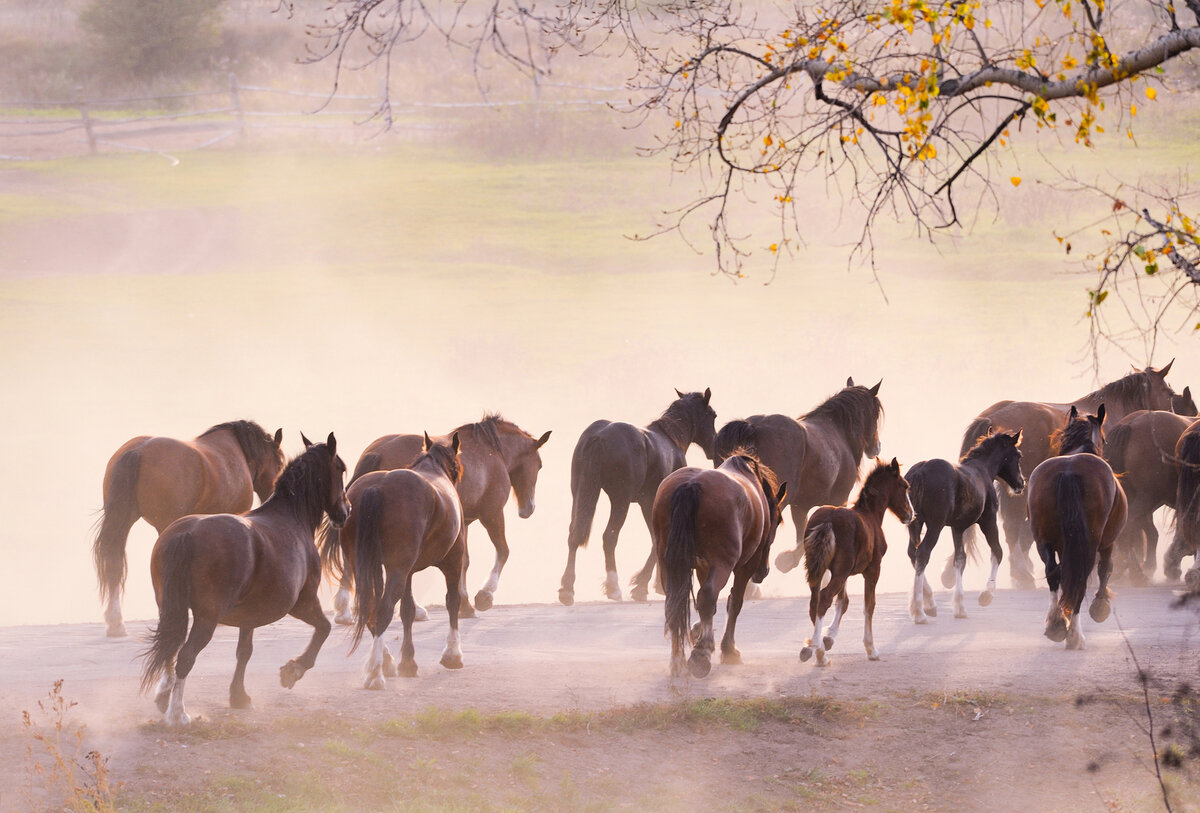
(854, 461, 897, 513)
(962, 431, 1015, 464)
(454, 412, 520, 452)
(650, 394, 710, 449)
(201, 420, 281, 474)
(1050, 417, 1100, 455)
(414, 440, 463, 484)
(802, 386, 882, 457)
(722, 447, 779, 495)
(714, 420, 757, 459)
(1082, 369, 1172, 414)
(261, 444, 332, 528)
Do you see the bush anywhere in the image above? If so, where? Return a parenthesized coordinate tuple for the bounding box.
(78, 0, 226, 80)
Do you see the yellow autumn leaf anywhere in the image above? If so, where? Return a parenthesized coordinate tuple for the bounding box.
(1011, 177, 1022, 186)
(1146, 86, 1157, 100)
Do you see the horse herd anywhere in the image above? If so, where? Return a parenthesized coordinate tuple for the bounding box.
(91, 363, 1200, 724)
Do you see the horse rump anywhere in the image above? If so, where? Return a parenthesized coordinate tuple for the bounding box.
(93, 448, 142, 605)
(662, 481, 701, 645)
(139, 531, 193, 694)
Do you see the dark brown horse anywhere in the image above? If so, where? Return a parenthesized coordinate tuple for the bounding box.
(322, 414, 549, 620)
(958, 363, 1177, 589)
(655, 453, 786, 678)
(140, 433, 349, 726)
(906, 430, 1025, 624)
(341, 434, 467, 688)
(558, 389, 717, 606)
(713, 378, 884, 576)
(799, 459, 913, 667)
(1027, 407, 1127, 649)
(1165, 418, 1200, 588)
(1172, 386, 1198, 418)
(1104, 409, 1195, 583)
(94, 420, 285, 637)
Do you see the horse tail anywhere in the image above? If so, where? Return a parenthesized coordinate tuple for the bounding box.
(713, 420, 756, 466)
(959, 417, 993, 460)
(349, 452, 383, 487)
(350, 486, 385, 652)
(662, 481, 701, 645)
(803, 522, 836, 588)
(567, 437, 603, 550)
(1174, 430, 1200, 554)
(316, 517, 344, 581)
(93, 448, 142, 608)
(1056, 473, 1094, 619)
(1104, 422, 1133, 474)
(139, 531, 192, 694)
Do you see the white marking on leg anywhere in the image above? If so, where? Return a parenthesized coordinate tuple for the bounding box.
(953, 561, 967, 618)
(812, 611, 828, 665)
(825, 599, 846, 642)
(165, 677, 189, 726)
(864, 611, 878, 660)
(820, 569, 832, 589)
(922, 573, 936, 613)
(333, 587, 354, 625)
(363, 635, 386, 690)
(603, 570, 623, 601)
(413, 602, 429, 623)
(444, 628, 462, 660)
(104, 595, 126, 637)
(910, 571, 927, 623)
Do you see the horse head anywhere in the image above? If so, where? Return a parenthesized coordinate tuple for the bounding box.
(1057, 405, 1105, 455)
(1140, 359, 1177, 411)
(1173, 385, 1197, 417)
(672, 387, 717, 460)
(509, 430, 551, 519)
(423, 431, 464, 485)
(253, 427, 286, 502)
(881, 457, 914, 524)
(997, 430, 1025, 494)
(300, 431, 350, 528)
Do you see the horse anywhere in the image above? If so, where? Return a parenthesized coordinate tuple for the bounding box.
(340, 434, 467, 689)
(1165, 418, 1200, 588)
(713, 378, 884, 576)
(321, 414, 550, 622)
(93, 420, 285, 637)
(557, 389, 717, 606)
(655, 453, 787, 678)
(1173, 386, 1198, 417)
(799, 458, 913, 667)
(1026, 406, 1127, 649)
(906, 430, 1025, 624)
(139, 433, 349, 726)
(1103, 409, 1195, 583)
(958, 362, 1177, 589)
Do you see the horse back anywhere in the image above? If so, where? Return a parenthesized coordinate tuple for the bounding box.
(572, 420, 657, 496)
(974, 401, 1062, 475)
(1028, 454, 1125, 546)
(359, 431, 500, 520)
(906, 458, 959, 526)
(134, 435, 252, 531)
(734, 415, 807, 505)
(807, 505, 875, 576)
(1108, 410, 1190, 505)
(347, 468, 463, 572)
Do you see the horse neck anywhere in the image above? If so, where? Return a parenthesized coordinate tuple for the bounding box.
(647, 414, 692, 452)
(805, 412, 868, 462)
(412, 454, 455, 485)
(256, 490, 325, 536)
(964, 445, 1008, 480)
(490, 423, 529, 473)
(853, 486, 890, 525)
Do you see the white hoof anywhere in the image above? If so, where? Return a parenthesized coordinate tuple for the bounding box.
(165, 710, 190, 727)
(414, 604, 429, 623)
(363, 674, 385, 691)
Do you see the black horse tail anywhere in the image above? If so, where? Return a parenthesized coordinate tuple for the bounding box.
(349, 452, 384, 487)
(960, 417, 993, 460)
(1104, 422, 1133, 474)
(139, 531, 192, 694)
(803, 522, 836, 588)
(663, 482, 701, 645)
(713, 420, 756, 467)
(1056, 473, 1094, 619)
(567, 437, 604, 550)
(1174, 430, 1200, 553)
(316, 517, 343, 582)
(93, 448, 142, 608)
(351, 486, 385, 652)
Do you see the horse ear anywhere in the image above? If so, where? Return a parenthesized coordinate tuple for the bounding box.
(423, 432, 432, 452)
(846, 377, 855, 387)
(301, 432, 313, 449)
(1096, 403, 1106, 425)
(326, 432, 336, 455)
(1158, 358, 1175, 377)
(1013, 429, 1023, 446)
(450, 432, 461, 454)
(675, 388, 684, 399)
(273, 428, 283, 447)
(703, 387, 711, 405)
(536, 430, 552, 448)
(1068, 405, 1079, 421)
(889, 457, 900, 471)
(869, 379, 882, 396)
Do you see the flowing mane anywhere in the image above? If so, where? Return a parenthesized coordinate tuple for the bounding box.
(1081, 369, 1174, 415)
(453, 412, 531, 451)
(722, 448, 780, 496)
(650, 393, 710, 449)
(261, 444, 334, 528)
(1051, 416, 1101, 456)
(413, 440, 462, 485)
(854, 462, 897, 513)
(201, 420, 282, 475)
(962, 431, 1015, 463)
(802, 386, 883, 458)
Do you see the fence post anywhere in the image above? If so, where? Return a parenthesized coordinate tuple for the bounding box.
(229, 73, 245, 140)
(77, 88, 97, 154)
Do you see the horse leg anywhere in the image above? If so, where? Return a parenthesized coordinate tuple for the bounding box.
(153, 671, 176, 714)
(396, 574, 420, 678)
(688, 565, 725, 678)
(279, 588, 331, 690)
(910, 522, 940, 623)
(439, 535, 466, 670)
(333, 570, 355, 626)
(800, 578, 844, 667)
(951, 529, 969, 619)
(229, 627, 254, 709)
(103, 591, 127, 639)
(629, 497, 657, 603)
(1142, 516, 1160, 580)
(775, 503, 807, 573)
(472, 512, 508, 612)
(600, 496, 632, 601)
(1003, 494, 1037, 590)
(165, 615, 217, 727)
(362, 570, 404, 688)
(720, 569, 752, 665)
(823, 586, 850, 653)
(1089, 544, 1114, 623)
(1185, 557, 1200, 592)
(864, 567, 881, 661)
(1043, 588, 1068, 643)
(978, 511, 1003, 607)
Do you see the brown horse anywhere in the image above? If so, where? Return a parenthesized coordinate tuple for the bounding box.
(558, 389, 717, 606)
(1173, 386, 1198, 417)
(140, 433, 349, 726)
(713, 378, 884, 576)
(1027, 407, 1127, 650)
(1104, 409, 1195, 583)
(94, 420, 285, 637)
(655, 453, 787, 678)
(341, 434, 467, 689)
(323, 414, 549, 621)
(799, 458, 913, 667)
(958, 363, 1177, 589)
(1166, 418, 1200, 588)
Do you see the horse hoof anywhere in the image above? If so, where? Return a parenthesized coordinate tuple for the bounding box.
(106, 623, 127, 638)
(955, 610, 968, 620)
(1164, 564, 1182, 581)
(279, 661, 304, 689)
(363, 675, 385, 691)
(867, 651, 880, 662)
(1066, 636, 1085, 651)
(822, 636, 835, 651)
(165, 711, 191, 727)
(456, 604, 476, 620)
(397, 661, 418, 678)
(630, 587, 649, 603)
(1186, 570, 1200, 592)
(1044, 624, 1068, 643)
(440, 653, 464, 670)
(687, 653, 712, 678)
(978, 591, 993, 607)
(1089, 599, 1111, 623)
(154, 693, 170, 714)
(558, 589, 575, 607)
(721, 649, 742, 665)
(913, 615, 929, 625)
(229, 693, 253, 710)
(799, 646, 813, 663)
(925, 605, 938, 617)
(774, 550, 800, 573)
(473, 591, 494, 612)
(333, 610, 355, 626)
(940, 567, 956, 590)
(815, 655, 830, 668)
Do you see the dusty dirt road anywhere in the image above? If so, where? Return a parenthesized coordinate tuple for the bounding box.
(2, 586, 1198, 810)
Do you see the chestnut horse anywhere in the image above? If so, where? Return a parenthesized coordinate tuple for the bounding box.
(558, 389, 717, 606)
(800, 459, 913, 667)
(655, 453, 787, 678)
(958, 363, 1177, 589)
(94, 420, 285, 637)
(906, 430, 1025, 624)
(1165, 418, 1200, 589)
(140, 433, 349, 726)
(322, 414, 549, 620)
(1027, 407, 1127, 650)
(342, 434, 467, 689)
(713, 378, 884, 576)
(1104, 409, 1195, 583)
